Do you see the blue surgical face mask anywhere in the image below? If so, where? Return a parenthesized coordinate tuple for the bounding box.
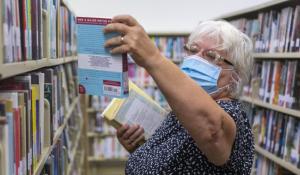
(180, 55, 234, 95)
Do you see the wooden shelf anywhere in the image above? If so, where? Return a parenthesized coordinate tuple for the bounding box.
(215, 0, 291, 20)
(67, 118, 84, 175)
(87, 132, 115, 138)
(171, 60, 182, 64)
(129, 59, 182, 65)
(33, 97, 79, 175)
(0, 118, 6, 124)
(253, 52, 300, 59)
(87, 157, 128, 163)
(255, 145, 300, 175)
(87, 108, 103, 113)
(240, 96, 300, 118)
(147, 32, 190, 36)
(78, 151, 85, 175)
(0, 56, 77, 80)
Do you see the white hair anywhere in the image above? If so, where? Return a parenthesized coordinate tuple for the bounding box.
(188, 20, 253, 98)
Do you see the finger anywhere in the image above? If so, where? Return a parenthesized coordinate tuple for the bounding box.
(110, 44, 130, 54)
(128, 127, 144, 142)
(122, 125, 139, 140)
(104, 36, 123, 48)
(131, 134, 145, 146)
(103, 23, 129, 34)
(116, 124, 129, 137)
(112, 15, 139, 26)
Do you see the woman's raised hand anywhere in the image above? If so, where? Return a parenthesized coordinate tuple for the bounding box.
(103, 15, 163, 69)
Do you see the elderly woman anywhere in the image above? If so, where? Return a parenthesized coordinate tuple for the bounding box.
(104, 15, 254, 174)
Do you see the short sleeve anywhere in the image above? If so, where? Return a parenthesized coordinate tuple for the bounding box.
(218, 101, 254, 175)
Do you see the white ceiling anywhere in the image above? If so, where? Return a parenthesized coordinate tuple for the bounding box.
(67, 0, 272, 33)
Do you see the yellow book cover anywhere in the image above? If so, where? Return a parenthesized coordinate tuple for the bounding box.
(31, 85, 37, 169)
(102, 81, 168, 139)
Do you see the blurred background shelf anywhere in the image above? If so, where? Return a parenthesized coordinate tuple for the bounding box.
(255, 145, 300, 175)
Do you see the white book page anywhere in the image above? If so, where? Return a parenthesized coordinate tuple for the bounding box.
(116, 91, 167, 139)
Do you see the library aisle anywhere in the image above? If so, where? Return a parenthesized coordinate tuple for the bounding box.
(1, 0, 300, 175)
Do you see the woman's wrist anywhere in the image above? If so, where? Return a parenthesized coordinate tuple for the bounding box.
(143, 52, 166, 73)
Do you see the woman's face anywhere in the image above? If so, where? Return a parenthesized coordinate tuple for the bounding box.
(185, 38, 237, 98)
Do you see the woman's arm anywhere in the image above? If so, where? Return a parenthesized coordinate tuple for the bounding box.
(146, 56, 236, 165)
(104, 15, 236, 165)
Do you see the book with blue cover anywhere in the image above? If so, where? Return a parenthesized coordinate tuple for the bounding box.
(76, 17, 129, 98)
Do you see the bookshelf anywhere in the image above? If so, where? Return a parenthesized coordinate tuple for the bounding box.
(147, 32, 190, 36)
(240, 96, 300, 119)
(0, 0, 84, 174)
(255, 145, 300, 175)
(0, 57, 77, 80)
(87, 108, 102, 113)
(66, 116, 84, 175)
(87, 132, 115, 138)
(87, 157, 128, 163)
(34, 97, 79, 175)
(82, 95, 129, 175)
(253, 52, 300, 59)
(215, 0, 290, 20)
(217, 0, 300, 174)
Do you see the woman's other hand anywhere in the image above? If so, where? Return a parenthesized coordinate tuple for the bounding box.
(103, 15, 163, 69)
(116, 124, 145, 153)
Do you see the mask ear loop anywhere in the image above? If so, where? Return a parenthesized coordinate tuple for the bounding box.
(209, 70, 240, 97)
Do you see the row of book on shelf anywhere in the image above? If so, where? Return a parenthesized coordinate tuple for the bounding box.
(88, 111, 114, 134)
(230, 5, 300, 53)
(243, 60, 300, 110)
(1, 0, 77, 63)
(87, 110, 129, 160)
(40, 106, 82, 175)
(128, 63, 169, 109)
(254, 155, 295, 175)
(92, 137, 128, 160)
(0, 61, 80, 175)
(246, 104, 300, 169)
(88, 78, 169, 113)
(150, 36, 187, 62)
